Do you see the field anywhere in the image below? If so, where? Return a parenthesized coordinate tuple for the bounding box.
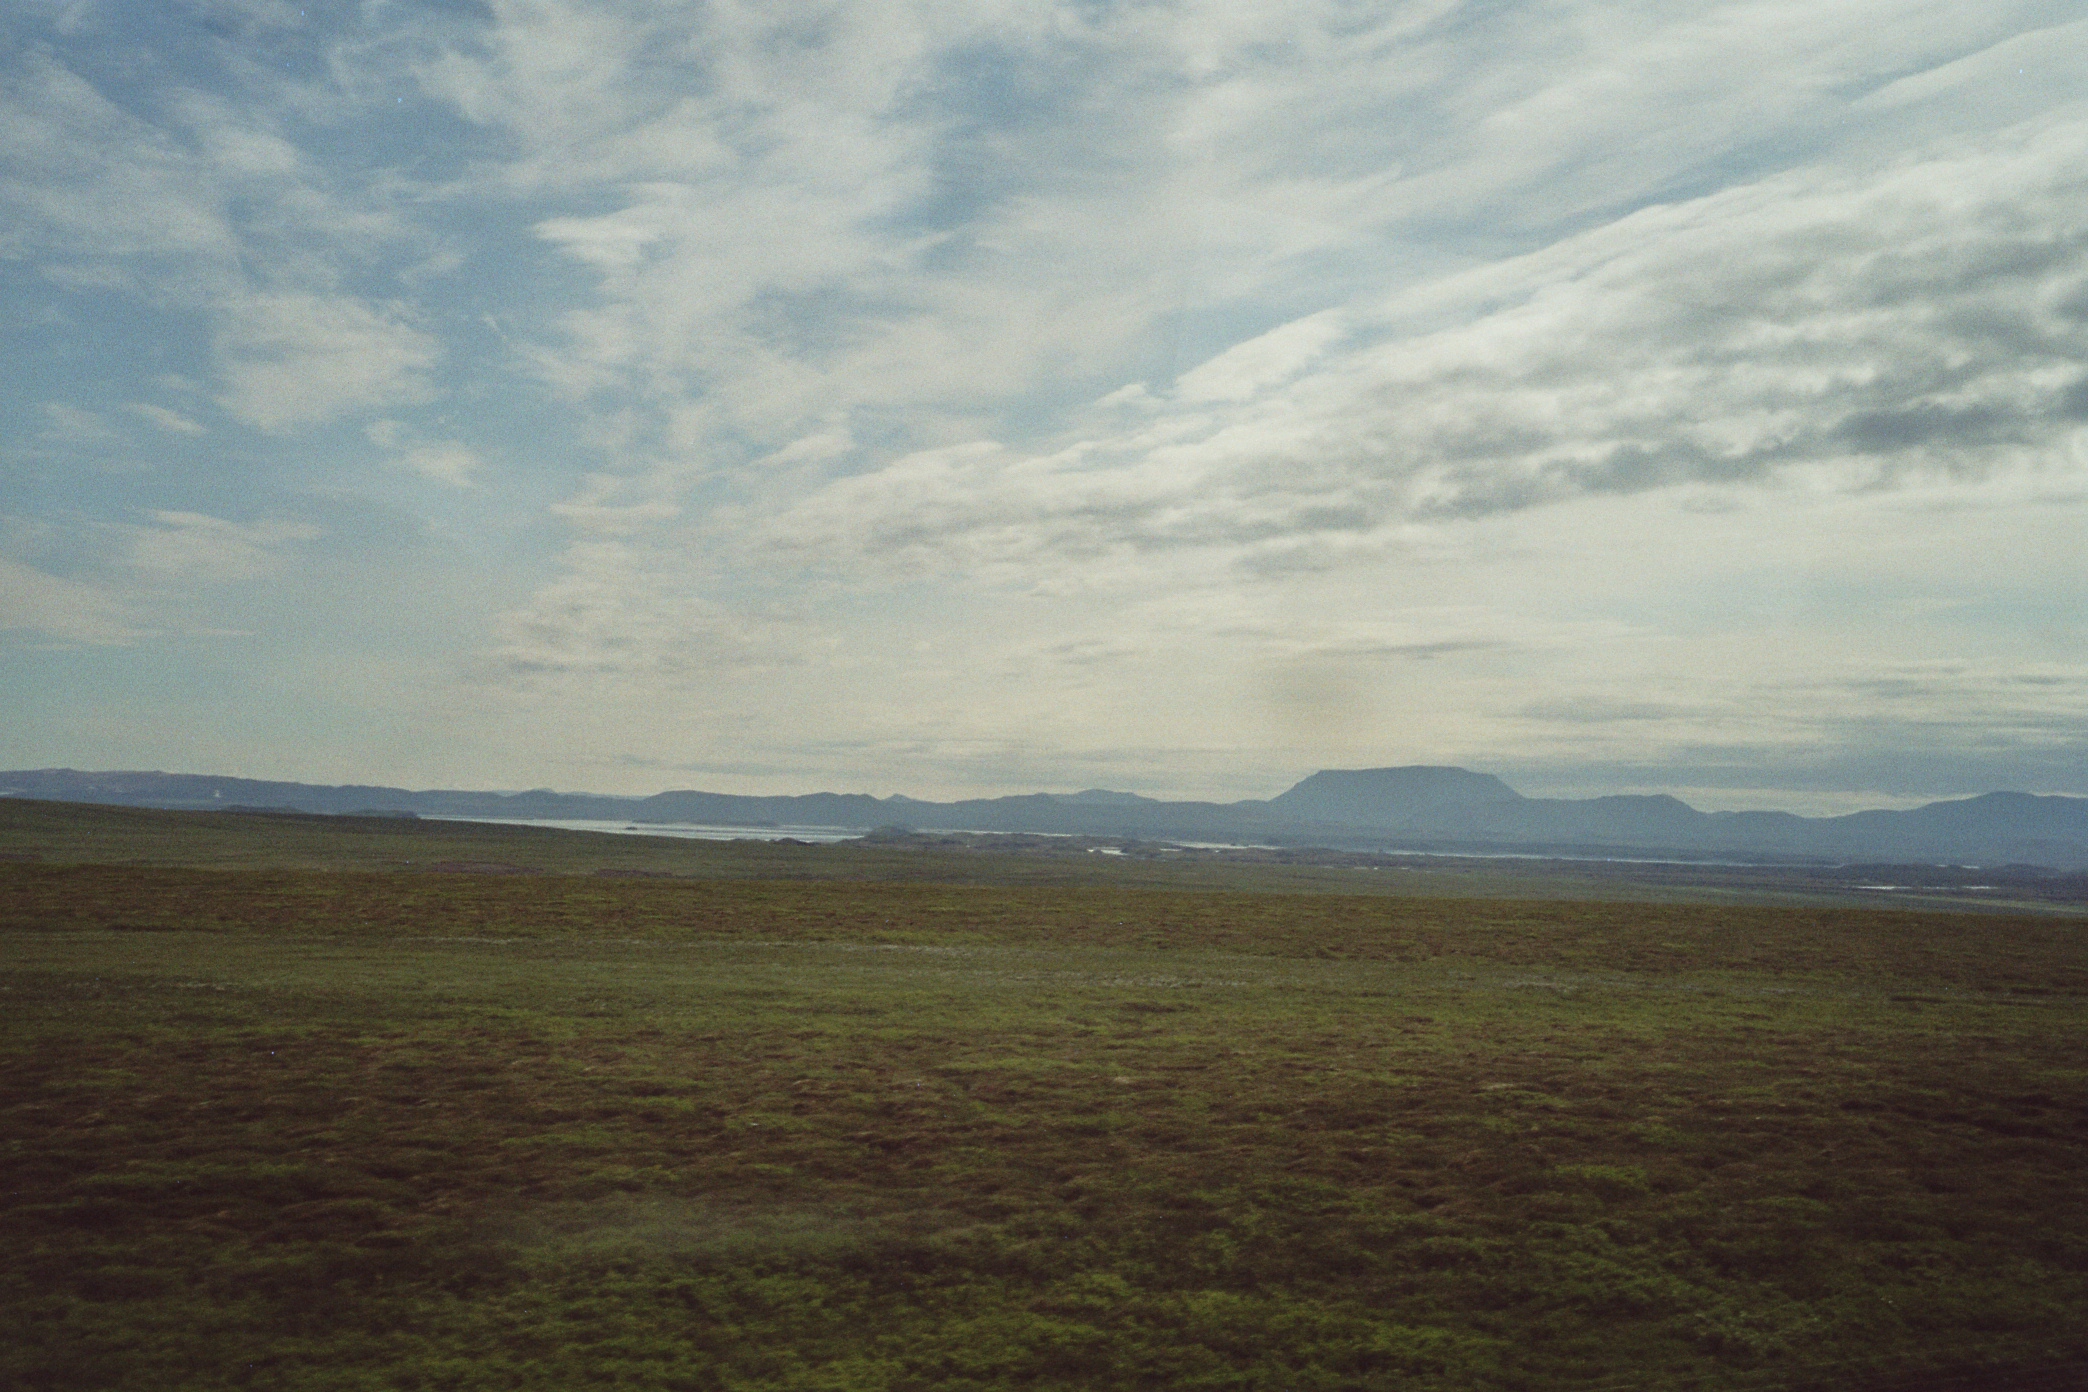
(3, 801, 2086, 1390)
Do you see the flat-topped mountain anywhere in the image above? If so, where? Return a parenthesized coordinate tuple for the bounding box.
(1270, 766, 1523, 824)
(4, 765, 2085, 869)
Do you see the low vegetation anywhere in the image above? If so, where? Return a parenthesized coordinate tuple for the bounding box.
(2, 804, 2084, 1389)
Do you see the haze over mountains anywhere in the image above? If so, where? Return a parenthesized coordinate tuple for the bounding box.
(6, 767, 2087, 871)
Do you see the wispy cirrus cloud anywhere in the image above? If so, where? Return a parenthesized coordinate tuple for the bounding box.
(747, 112, 2088, 583)
(0, 556, 142, 645)
(125, 402, 206, 436)
(0, 34, 440, 435)
(0, 506, 318, 646)
(123, 510, 320, 582)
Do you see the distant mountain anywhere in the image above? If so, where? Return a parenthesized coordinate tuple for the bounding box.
(4, 765, 2085, 869)
(1270, 766, 1523, 824)
(1274, 777, 2088, 869)
(1050, 789, 1158, 806)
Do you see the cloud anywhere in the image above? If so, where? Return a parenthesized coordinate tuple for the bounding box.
(366, 419, 483, 487)
(0, 50, 238, 268)
(545, 474, 680, 535)
(480, 540, 782, 681)
(1521, 699, 1713, 726)
(0, 36, 438, 437)
(1511, 656, 2088, 805)
(1173, 313, 1349, 405)
(398, 444, 481, 488)
(0, 505, 325, 649)
(0, 507, 315, 646)
(38, 403, 121, 446)
(749, 112, 2088, 581)
(0, 557, 141, 645)
(215, 292, 440, 432)
(126, 402, 206, 435)
(125, 510, 320, 582)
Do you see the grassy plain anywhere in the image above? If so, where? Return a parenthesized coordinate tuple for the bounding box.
(3, 800, 2086, 1390)
(7, 797, 2082, 913)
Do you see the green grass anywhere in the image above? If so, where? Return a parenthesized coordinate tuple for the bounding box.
(8, 797, 2077, 914)
(2, 808, 2086, 1389)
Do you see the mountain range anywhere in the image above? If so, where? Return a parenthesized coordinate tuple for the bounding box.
(5, 765, 2087, 870)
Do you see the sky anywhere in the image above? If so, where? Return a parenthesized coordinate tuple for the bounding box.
(3, 0, 2085, 814)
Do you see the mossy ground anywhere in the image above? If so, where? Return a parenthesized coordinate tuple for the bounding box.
(2, 814, 2085, 1390)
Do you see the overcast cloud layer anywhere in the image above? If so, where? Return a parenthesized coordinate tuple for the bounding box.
(3, 0, 2084, 812)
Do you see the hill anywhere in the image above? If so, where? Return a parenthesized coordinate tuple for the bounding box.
(5, 764, 2086, 869)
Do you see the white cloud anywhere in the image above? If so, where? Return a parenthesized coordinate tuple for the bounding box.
(1174, 312, 1348, 404)
(126, 402, 206, 435)
(0, 51, 239, 267)
(748, 112, 2088, 581)
(38, 403, 120, 446)
(366, 419, 483, 486)
(1, 39, 436, 438)
(125, 510, 320, 582)
(546, 474, 681, 534)
(215, 292, 440, 432)
(1854, 16, 2088, 115)
(482, 539, 779, 681)
(401, 444, 481, 487)
(0, 557, 141, 645)
(0, 506, 311, 646)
